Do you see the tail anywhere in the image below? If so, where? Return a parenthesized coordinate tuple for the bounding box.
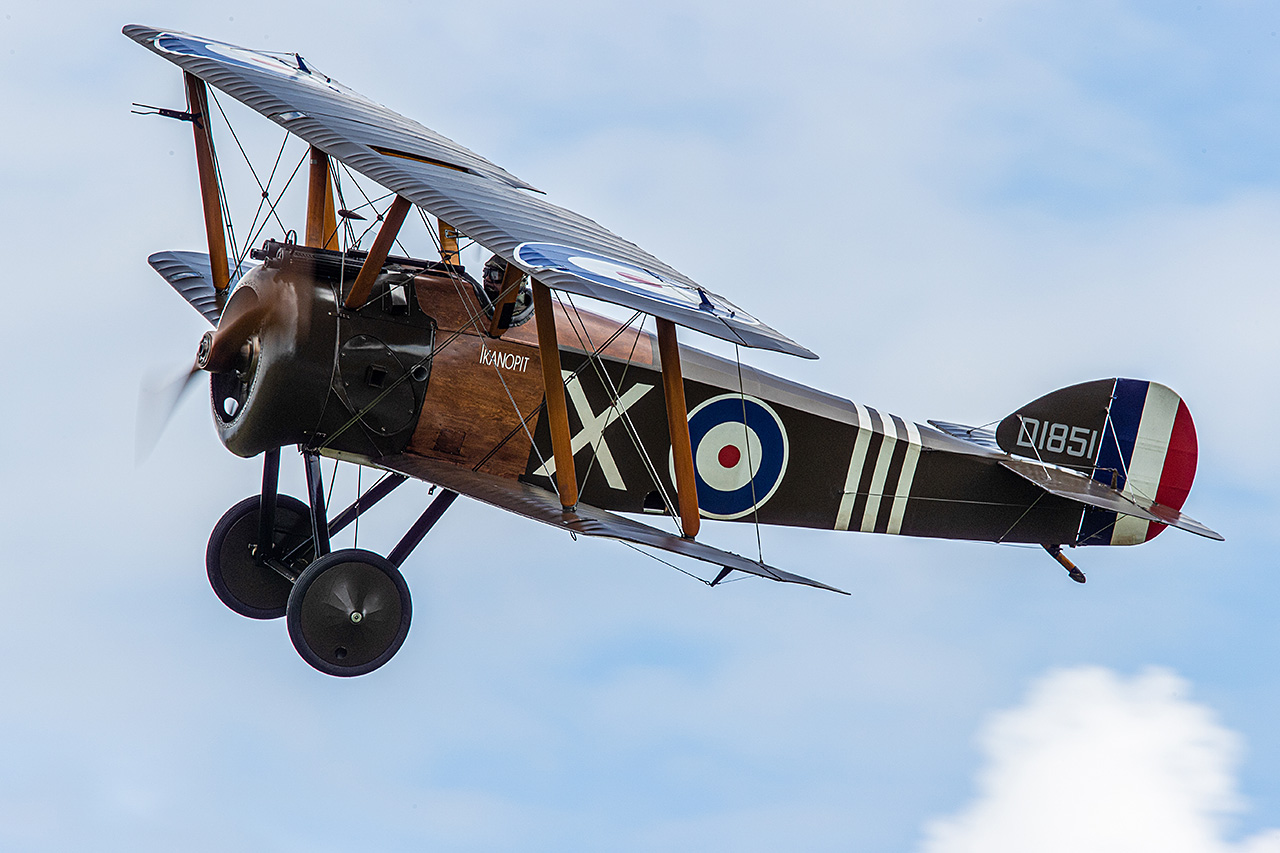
(995, 378, 1217, 545)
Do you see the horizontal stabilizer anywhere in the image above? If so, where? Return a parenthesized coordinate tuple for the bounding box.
(927, 420, 1001, 452)
(1000, 457, 1222, 541)
(379, 454, 847, 594)
(148, 251, 254, 325)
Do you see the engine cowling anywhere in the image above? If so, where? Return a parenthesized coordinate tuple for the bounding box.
(206, 242, 437, 459)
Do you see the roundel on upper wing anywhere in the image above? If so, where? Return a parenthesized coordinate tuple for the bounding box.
(672, 394, 789, 520)
(513, 242, 761, 325)
(152, 33, 346, 97)
(515, 242, 700, 306)
(156, 32, 298, 75)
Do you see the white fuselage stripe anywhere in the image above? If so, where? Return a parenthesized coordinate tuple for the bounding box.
(861, 409, 898, 533)
(835, 402, 872, 531)
(887, 420, 922, 535)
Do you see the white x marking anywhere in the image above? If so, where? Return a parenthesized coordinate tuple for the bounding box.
(534, 372, 653, 490)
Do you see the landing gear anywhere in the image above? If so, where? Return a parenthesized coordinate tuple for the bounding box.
(206, 494, 311, 619)
(204, 446, 457, 676)
(286, 549, 412, 677)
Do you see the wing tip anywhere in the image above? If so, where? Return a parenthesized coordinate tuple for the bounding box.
(761, 564, 849, 595)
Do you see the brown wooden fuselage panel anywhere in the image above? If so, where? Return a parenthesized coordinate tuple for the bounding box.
(406, 273, 657, 478)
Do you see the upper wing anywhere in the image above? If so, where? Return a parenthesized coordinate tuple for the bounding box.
(378, 453, 847, 594)
(124, 25, 816, 359)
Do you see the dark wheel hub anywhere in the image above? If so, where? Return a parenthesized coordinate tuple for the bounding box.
(206, 495, 311, 620)
(286, 549, 411, 677)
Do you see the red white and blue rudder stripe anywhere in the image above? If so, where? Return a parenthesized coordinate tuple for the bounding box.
(1079, 379, 1199, 546)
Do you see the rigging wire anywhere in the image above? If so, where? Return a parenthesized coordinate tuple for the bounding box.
(469, 307, 647, 476)
(733, 344, 766, 564)
(619, 542, 712, 586)
(332, 163, 398, 249)
(239, 147, 309, 261)
(336, 162, 395, 218)
(233, 132, 295, 264)
(329, 164, 352, 248)
(556, 292, 680, 532)
(442, 268, 555, 485)
(326, 456, 340, 511)
(208, 125, 240, 273)
(1099, 407, 1158, 505)
(996, 491, 1044, 544)
(209, 89, 292, 248)
(617, 541, 755, 587)
(203, 89, 309, 268)
(555, 294, 650, 496)
(421, 206, 447, 260)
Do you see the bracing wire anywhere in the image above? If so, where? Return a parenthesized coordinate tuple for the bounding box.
(733, 344, 765, 563)
(619, 541, 712, 586)
(233, 132, 294, 264)
(202, 88, 312, 270)
(240, 147, 308, 261)
(353, 464, 361, 548)
(468, 305, 648, 479)
(557, 292, 680, 531)
(208, 89, 295, 256)
(326, 457, 340, 510)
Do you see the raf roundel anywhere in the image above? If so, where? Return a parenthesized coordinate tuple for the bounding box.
(515, 243, 700, 307)
(513, 242, 761, 326)
(673, 394, 789, 520)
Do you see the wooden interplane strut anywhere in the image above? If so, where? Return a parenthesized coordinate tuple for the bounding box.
(437, 219, 460, 264)
(487, 261, 524, 338)
(344, 195, 412, 309)
(656, 318, 700, 538)
(305, 146, 338, 250)
(182, 72, 230, 296)
(532, 281, 579, 510)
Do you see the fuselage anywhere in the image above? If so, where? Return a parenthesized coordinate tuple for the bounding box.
(211, 247, 1086, 548)
(399, 269, 1085, 546)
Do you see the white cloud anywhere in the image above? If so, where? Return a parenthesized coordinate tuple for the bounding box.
(920, 667, 1280, 853)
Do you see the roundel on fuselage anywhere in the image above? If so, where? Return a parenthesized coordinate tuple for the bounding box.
(673, 394, 789, 520)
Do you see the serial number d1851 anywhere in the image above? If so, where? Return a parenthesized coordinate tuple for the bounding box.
(1016, 417, 1100, 459)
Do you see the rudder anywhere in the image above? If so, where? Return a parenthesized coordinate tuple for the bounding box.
(996, 378, 1199, 545)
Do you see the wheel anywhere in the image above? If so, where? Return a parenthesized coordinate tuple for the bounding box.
(286, 549, 412, 677)
(206, 495, 312, 620)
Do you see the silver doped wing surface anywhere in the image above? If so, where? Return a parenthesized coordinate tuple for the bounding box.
(147, 250, 255, 325)
(124, 25, 816, 359)
(379, 454, 846, 594)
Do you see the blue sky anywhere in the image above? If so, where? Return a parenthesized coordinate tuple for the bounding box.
(2, 1, 1278, 850)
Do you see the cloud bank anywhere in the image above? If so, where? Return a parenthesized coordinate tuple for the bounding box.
(921, 667, 1280, 853)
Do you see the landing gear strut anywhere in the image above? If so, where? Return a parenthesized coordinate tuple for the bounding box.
(206, 493, 311, 619)
(204, 446, 457, 676)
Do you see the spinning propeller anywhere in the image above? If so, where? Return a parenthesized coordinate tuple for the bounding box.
(136, 264, 295, 460)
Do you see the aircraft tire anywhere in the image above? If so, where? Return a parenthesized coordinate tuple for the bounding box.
(206, 495, 311, 620)
(286, 549, 411, 677)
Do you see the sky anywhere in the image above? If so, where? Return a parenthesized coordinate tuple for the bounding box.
(1, 1, 1278, 850)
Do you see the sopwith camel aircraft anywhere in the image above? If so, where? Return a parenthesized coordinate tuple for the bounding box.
(126, 25, 1221, 676)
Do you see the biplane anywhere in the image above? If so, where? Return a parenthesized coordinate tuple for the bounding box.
(126, 25, 1222, 677)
